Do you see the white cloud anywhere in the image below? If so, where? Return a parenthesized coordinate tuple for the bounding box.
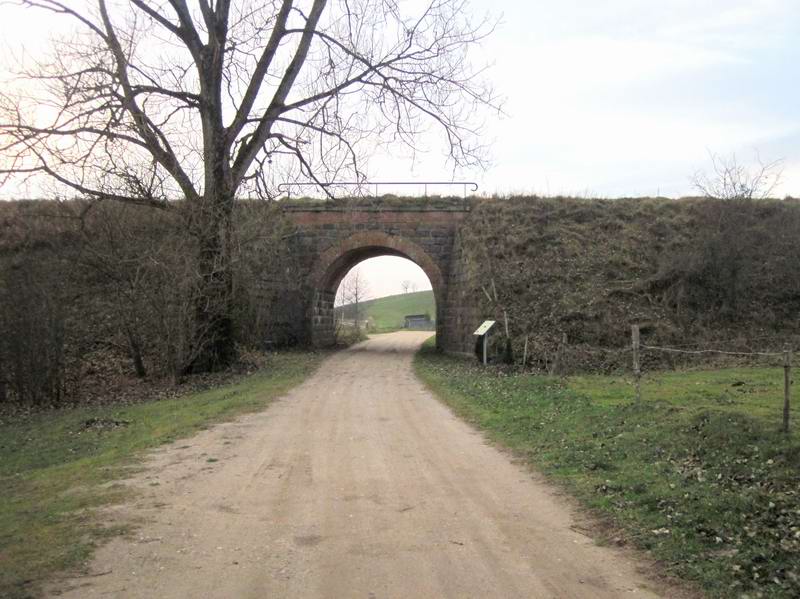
(525, 37, 747, 93)
(655, 1, 792, 46)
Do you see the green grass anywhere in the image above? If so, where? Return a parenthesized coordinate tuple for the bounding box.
(0, 350, 324, 599)
(415, 339, 800, 598)
(359, 289, 435, 331)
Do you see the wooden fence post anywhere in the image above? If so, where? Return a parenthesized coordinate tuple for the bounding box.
(632, 325, 641, 404)
(783, 347, 792, 434)
(522, 335, 529, 369)
(551, 332, 567, 376)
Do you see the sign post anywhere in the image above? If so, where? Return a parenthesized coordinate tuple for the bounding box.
(473, 320, 497, 365)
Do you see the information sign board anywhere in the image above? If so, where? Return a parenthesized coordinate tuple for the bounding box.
(473, 320, 496, 336)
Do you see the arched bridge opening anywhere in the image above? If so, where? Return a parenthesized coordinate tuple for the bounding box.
(283, 201, 470, 353)
(311, 232, 444, 347)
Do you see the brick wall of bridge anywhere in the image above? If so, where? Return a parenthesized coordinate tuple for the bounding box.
(283, 201, 477, 353)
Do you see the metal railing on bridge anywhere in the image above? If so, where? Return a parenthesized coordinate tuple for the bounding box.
(277, 181, 478, 199)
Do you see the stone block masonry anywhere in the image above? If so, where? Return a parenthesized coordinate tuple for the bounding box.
(283, 200, 475, 353)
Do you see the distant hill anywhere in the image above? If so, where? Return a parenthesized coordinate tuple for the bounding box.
(336, 290, 435, 332)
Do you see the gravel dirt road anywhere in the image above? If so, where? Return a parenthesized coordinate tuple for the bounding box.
(52, 332, 687, 598)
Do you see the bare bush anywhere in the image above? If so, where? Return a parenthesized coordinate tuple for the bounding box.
(665, 153, 786, 320)
(229, 202, 304, 348)
(0, 212, 83, 404)
(1, 266, 67, 404)
(0, 196, 314, 406)
(692, 152, 782, 201)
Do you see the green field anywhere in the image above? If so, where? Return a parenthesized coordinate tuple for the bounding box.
(340, 289, 435, 332)
(415, 340, 800, 598)
(0, 350, 324, 599)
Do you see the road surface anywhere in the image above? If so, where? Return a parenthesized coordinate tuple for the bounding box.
(53, 332, 686, 598)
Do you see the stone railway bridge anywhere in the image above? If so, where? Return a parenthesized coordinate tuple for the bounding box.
(283, 201, 475, 353)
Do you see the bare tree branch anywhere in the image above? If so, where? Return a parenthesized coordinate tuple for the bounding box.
(693, 151, 784, 201)
(231, 0, 327, 185)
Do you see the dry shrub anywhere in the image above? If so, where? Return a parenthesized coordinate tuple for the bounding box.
(0, 199, 300, 406)
(458, 196, 800, 372)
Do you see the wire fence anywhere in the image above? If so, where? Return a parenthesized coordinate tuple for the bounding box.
(636, 333, 781, 351)
(641, 344, 784, 358)
(629, 324, 793, 434)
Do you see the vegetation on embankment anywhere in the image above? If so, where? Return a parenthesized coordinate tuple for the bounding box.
(0, 350, 324, 599)
(0, 199, 303, 408)
(6, 194, 800, 407)
(337, 289, 435, 332)
(415, 341, 800, 598)
(459, 196, 800, 371)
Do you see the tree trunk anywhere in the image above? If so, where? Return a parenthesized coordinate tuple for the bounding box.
(125, 326, 147, 378)
(186, 193, 236, 373)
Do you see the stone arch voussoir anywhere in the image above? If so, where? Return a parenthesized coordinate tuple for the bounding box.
(308, 231, 445, 347)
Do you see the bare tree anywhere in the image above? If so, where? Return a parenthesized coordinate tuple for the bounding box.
(684, 152, 785, 318)
(410, 281, 419, 293)
(400, 279, 411, 294)
(692, 152, 783, 201)
(337, 267, 370, 331)
(0, 0, 497, 370)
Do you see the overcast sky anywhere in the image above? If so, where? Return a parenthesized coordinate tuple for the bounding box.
(368, 0, 800, 198)
(341, 258, 432, 301)
(2, 0, 798, 298)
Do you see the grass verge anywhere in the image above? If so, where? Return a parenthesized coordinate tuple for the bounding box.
(415, 339, 800, 598)
(0, 350, 325, 599)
